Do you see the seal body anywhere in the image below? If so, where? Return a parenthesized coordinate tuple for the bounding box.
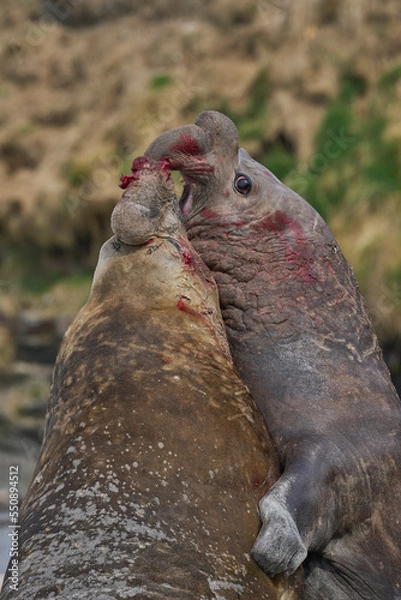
(0, 158, 303, 600)
(146, 114, 401, 600)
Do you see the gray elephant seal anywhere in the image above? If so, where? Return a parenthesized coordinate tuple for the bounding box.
(0, 157, 303, 600)
(146, 113, 401, 600)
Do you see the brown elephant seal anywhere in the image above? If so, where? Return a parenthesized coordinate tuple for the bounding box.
(0, 157, 303, 600)
(146, 113, 401, 600)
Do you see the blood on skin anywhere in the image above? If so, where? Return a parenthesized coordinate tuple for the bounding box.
(182, 251, 193, 267)
(177, 297, 199, 316)
(160, 158, 172, 177)
(257, 210, 298, 234)
(119, 157, 172, 189)
(254, 210, 320, 283)
(177, 236, 196, 269)
(263, 168, 274, 179)
(170, 134, 203, 156)
(119, 175, 133, 189)
(256, 210, 306, 252)
(199, 208, 219, 220)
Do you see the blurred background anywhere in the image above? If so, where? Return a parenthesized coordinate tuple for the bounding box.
(0, 0, 401, 575)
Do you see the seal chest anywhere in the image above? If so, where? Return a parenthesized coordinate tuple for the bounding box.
(0, 158, 303, 600)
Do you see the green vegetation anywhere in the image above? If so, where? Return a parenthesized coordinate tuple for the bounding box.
(1, 245, 59, 294)
(286, 69, 401, 220)
(265, 144, 297, 182)
(62, 160, 93, 188)
(218, 68, 296, 179)
(287, 73, 365, 218)
(149, 71, 173, 91)
(378, 63, 401, 91)
(18, 120, 36, 135)
(0, 242, 92, 297)
(384, 265, 401, 308)
(220, 68, 270, 140)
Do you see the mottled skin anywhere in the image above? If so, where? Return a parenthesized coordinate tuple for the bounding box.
(146, 113, 401, 600)
(0, 158, 303, 600)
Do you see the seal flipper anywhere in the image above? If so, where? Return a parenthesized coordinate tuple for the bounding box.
(252, 497, 307, 577)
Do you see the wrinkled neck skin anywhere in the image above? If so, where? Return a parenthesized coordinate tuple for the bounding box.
(186, 149, 380, 378)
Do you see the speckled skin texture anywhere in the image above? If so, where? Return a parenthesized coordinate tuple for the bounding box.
(0, 159, 303, 600)
(146, 115, 401, 600)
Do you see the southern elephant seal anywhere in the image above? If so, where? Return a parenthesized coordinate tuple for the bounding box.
(0, 157, 303, 600)
(146, 112, 401, 600)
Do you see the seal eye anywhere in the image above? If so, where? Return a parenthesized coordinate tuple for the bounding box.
(234, 174, 253, 195)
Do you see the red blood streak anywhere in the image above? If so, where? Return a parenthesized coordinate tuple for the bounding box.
(200, 208, 219, 220)
(160, 158, 172, 176)
(119, 174, 133, 189)
(119, 157, 171, 188)
(177, 297, 199, 316)
(182, 251, 193, 267)
(257, 210, 296, 233)
(170, 134, 203, 156)
(254, 210, 320, 283)
(130, 156, 153, 175)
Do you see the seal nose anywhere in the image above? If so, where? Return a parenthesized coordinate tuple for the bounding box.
(144, 111, 240, 220)
(145, 111, 239, 168)
(111, 156, 178, 246)
(111, 187, 159, 246)
(194, 110, 239, 152)
(145, 123, 211, 167)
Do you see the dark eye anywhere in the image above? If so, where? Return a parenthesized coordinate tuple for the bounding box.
(234, 173, 252, 195)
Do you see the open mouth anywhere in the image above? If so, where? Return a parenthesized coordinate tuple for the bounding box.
(179, 181, 193, 219)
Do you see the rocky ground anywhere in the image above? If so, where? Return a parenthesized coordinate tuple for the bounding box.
(1, 0, 401, 519)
